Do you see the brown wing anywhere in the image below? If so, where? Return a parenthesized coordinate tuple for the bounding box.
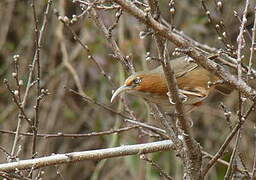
(151, 56, 232, 96)
(152, 56, 198, 78)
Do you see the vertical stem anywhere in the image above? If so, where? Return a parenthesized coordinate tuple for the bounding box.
(251, 130, 256, 179)
(10, 117, 22, 158)
(248, 7, 256, 76)
(147, 0, 202, 179)
(31, 0, 40, 157)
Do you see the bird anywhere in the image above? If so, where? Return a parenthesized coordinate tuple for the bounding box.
(111, 56, 232, 112)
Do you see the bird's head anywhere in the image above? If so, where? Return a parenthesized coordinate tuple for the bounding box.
(111, 71, 167, 103)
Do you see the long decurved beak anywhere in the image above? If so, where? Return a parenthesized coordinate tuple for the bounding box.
(111, 85, 132, 103)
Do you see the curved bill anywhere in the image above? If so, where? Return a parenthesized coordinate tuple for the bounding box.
(111, 85, 132, 103)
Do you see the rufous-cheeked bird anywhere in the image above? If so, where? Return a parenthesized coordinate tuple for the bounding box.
(111, 56, 232, 112)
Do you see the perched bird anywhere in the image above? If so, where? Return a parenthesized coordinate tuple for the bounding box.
(111, 56, 232, 112)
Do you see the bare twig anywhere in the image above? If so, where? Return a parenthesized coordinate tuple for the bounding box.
(224, 129, 241, 179)
(8, 0, 52, 160)
(0, 146, 12, 160)
(168, 0, 175, 28)
(61, 40, 85, 95)
(55, 10, 116, 87)
(202, 101, 256, 177)
(234, 11, 252, 41)
(251, 130, 256, 179)
(202, 121, 243, 177)
(140, 154, 174, 180)
(224, 1, 250, 178)
(201, 0, 235, 56)
(22, 0, 51, 107)
(202, 151, 250, 176)
(31, 0, 41, 158)
(220, 103, 232, 130)
(124, 119, 167, 136)
(3, 79, 32, 126)
(68, 88, 168, 138)
(108, 8, 123, 38)
(0, 126, 139, 138)
(0, 171, 31, 180)
(150, 104, 179, 145)
(88, 7, 135, 73)
(237, 153, 250, 178)
(236, 0, 249, 82)
(248, 7, 256, 76)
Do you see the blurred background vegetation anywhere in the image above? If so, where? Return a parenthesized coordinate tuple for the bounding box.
(0, 0, 256, 179)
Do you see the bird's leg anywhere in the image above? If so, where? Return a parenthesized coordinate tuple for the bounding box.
(207, 79, 225, 88)
(207, 54, 220, 60)
(166, 91, 176, 105)
(178, 92, 188, 102)
(167, 91, 188, 104)
(173, 47, 193, 55)
(139, 29, 153, 39)
(149, 103, 180, 138)
(176, 117, 193, 129)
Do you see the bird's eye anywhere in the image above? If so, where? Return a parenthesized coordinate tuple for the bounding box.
(133, 77, 142, 85)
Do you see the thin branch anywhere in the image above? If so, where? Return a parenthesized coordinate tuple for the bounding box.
(236, 0, 249, 81)
(87, 5, 135, 73)
(224, 129, 241, 179)
(173, 29, 256, 77)
(0, 140, 174, 172)
(248, 7, 256, 76)
(124, 119, 168, 137)
(8, 0, 52, 160)
(150, 104, 180, 145)
(22, 0, 51, 107)
(0, 126, 139, 138)
(3, 79, 32, 126)
(202, 121, 243, 177)
(0, 171, 31, 180)
(202, 151, 250, 176)
(61, 39, 85, 95)
(0, 146, 12, 160)
(201, 0, 235, 55)
(55, 10, 116, 87)
(234, 11, 252, 41)
(140, 154, 174, 180)
(31, 0, 43, 158)
(68, 88, 169, 138)
(223, 1, 250, 178)
(251, 130, 256, 179)
(202, 101, 256, 177)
